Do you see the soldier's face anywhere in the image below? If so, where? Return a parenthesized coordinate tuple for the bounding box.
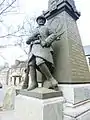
(37, 18, 45, 25)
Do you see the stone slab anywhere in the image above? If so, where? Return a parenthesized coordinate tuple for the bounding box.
(60, 84, 90, 120)
(17, 87, 62, 99)
(77, 110, 90, 120)
(63, 100, 90, 120)
(59, 84, 90, 105)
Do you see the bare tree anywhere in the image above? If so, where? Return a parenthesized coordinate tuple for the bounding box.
(0, 0, 19, 38)
(0, 0, 18, 17)
(0, 0, 20, 64)
(0, 15, 36, 55)
(9, 16, 37, 55)
(15, 16, 36, 54)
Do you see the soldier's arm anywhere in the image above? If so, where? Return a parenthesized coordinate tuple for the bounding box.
(44, 27, 57, 47)
(45, 26, 64, 47)
(26, 28, 39, 45)
(45, 34, 57, 47)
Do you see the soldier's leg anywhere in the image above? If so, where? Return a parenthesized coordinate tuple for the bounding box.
(27, 58, 38, 91)
(36, 57, 58, 89)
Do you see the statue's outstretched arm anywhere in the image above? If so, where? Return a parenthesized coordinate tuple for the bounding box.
(26, 28, 40, 45)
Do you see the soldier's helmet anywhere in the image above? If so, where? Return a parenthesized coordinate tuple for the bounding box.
(36, 15, 46, 23)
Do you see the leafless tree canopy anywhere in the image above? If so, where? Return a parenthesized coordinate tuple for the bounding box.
(0, 0, 17, 17)
(0, 0, 37, 63)
(13, 16, 37, 55)
(0, 0, 19, 38)
(0, 15, 37, 55)
(0, 0, 19, 62)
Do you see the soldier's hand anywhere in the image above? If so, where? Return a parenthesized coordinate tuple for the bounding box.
(56, 37, 61, 41)
(45, 42, 51, 47)
(41, 41, 46, 47)
(33, 40, 40, 44)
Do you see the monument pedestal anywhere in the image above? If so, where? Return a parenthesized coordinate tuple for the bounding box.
(59, 84, 90, 120)
(14, 88, 64, 120)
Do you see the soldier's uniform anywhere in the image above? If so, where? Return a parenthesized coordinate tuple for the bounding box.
(27, 24, 56, 67)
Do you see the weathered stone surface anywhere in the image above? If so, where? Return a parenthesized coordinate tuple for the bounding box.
(0, 95, 64, 120)
(59, 84, 90, 120)
(14, 95, 63, 120)
(64, 101, 90, 120)
(59, 84, 90, 105)
(44, 0, 90, 83)
(3, 86, 16, 110)
(18, 87, 62, 99)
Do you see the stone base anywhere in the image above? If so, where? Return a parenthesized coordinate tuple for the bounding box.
(59, 84, 90, 120)
(15, 95, 63, 120)
(2, 88, 63, 120)
(17, 87, 62, 99)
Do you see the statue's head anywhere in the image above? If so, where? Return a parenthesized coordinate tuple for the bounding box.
(36, 15, 46, 25)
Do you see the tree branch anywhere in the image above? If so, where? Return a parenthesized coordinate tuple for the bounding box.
(0, 0, 6, 6)
(0, 0, 16, 15)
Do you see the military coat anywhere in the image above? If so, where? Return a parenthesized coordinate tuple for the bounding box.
(27, 25, 56, 65)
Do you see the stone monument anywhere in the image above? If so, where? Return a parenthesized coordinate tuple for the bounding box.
(43, 0, 90, 120)
(44, 0, 90, 83)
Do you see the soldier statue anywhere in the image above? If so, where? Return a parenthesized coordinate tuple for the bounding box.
(22, 15, 59, 91)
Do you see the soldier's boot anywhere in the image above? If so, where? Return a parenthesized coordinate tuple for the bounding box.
(27, 65, 38, 91)
(39, 63, 58, 90)
(22, 74, 29, 89)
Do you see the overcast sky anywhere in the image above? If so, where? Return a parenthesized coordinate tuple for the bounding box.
(0, 0, 90, 66)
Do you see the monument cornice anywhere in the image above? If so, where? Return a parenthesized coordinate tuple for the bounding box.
(44, 1, 80, 21)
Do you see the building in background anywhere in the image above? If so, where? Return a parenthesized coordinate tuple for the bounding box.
(8, 60, 27, 87)
(84, 45, 90, 71)
(0, 63, 9, 85)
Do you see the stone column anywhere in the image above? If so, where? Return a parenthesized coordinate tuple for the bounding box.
(19, 76, 21, 83)
(14, 77, 16, 86)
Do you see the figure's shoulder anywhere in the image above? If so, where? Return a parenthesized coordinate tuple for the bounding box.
(32, 27, 39, 34)
(42, 25, 50, 30)
(33, 26, 39, 31)
(46, 25, 53, 34)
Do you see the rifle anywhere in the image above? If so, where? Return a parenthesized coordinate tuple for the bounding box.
(40, 31, 64, 48)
